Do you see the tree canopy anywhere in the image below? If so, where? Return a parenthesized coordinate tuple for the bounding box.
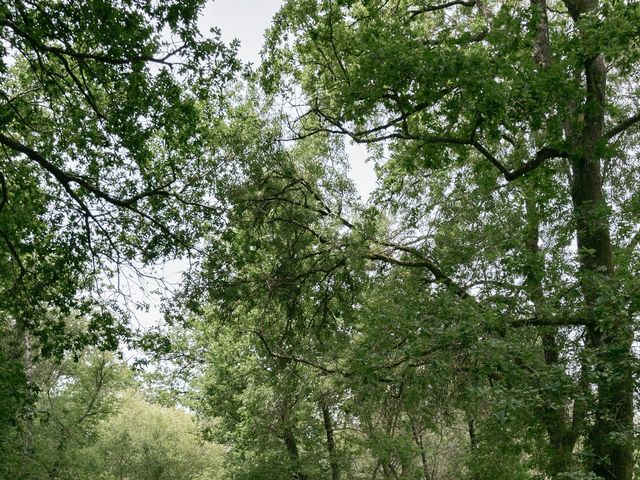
(0, 0, 237, 353)
(2, 1, 640, 480)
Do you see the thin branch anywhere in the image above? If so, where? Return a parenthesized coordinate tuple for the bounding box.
(327, 0, 351, 85)
(76, 357, 109, 425)
(304, 106, 567, 182)
(0, 228, 26, 285)
(508, 314, 590, 328)
(408, 0, 476, 17)
(0, 171, 7, 214)
(251, 329, 340, 375)
(0, 132, 189, 251)
(367, 245, 470, 299)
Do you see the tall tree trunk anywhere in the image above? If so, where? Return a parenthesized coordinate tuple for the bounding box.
(282, 426, 308, 480)
(571, 140, 633, 479)
(570, 128, 634, 479)
(320, 401, 340, 480)
(467, 419, 480, 480)
(526, 7, 582, 473)
(14, 319, 34, 469)
(566, 16, 633, 478)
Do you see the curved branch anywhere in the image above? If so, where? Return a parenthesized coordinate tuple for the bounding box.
(303, 105, 567, 182)
(408, 1, 476, 17)
(0, 132, 172, 208)
(366, 246, 470, 299)
(251, 329, 340, 375)
(471, 141, 569, 181)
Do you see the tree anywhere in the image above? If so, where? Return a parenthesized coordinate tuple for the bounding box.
(183, 100, 490, 479)
(263, 1, 640, 478)
(181, 103, 365, 479)
(0, 0, 237, 353)
(85, 390, 225, 480)
(0, 347, 132, 480)
(0, 1, 238, 458)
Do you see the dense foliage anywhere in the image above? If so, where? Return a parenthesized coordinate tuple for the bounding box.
(0, 0, 237, 354)
(2, 1, 640, 480)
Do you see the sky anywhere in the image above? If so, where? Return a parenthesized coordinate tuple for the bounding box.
(199, 0, 377, 201)
(199, 0, 281, 66)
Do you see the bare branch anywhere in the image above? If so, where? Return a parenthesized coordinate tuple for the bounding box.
(251, 329, 340, 375)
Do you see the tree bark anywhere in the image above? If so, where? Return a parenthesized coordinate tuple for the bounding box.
(526, 6, 583, 473)
(320, 401, 340, 480)
(567, 19, 634, 478)
(409, 415, 430, 480)
(282, 426, 308, 480)
(467, 420, 480, 480)
(524, 1, 638, 477)
(13, 321, 34, 480)
(524, 198, 580, 475)
(571, 144, 634, 479)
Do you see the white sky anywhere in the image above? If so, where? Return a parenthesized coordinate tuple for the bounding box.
(199, 0, 280, 66)
(200, 0, 377, 201)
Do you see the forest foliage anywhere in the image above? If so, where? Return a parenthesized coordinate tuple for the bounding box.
(1, 1, 640, 480)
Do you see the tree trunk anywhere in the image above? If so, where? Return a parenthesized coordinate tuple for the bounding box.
(21, 326, 34, 452)
(467, 420, 480, 480)
(320, 401, 340, 480)
(409, 415, 430, 480)
(570, 147, 634, 479)
(569, 47, 634, 480)
(282, 426, 308, 480)
(528, 2, 633, 477)
(524, 197, 578, 475)
(571, 150, 634, 479)
(13, 321, 34, 480)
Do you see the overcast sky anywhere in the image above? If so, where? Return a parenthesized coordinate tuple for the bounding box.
(200, 0, 377, 201)
(199, 0, 282, 66)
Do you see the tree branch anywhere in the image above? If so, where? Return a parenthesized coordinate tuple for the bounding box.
(0, 18, 185, 66)
(303, 105, 566, 182)
(0, 228, 26, 286)
(368, 242, 470, 299)
(0, 171, 7, 214)
(508, 313, 591, 328)
(605, 112, 640, 140)
(408, 1, 476, 17)
(471, 141, 568, 181)
(0, 132, 172, 208)
(251, 329, 340, 375)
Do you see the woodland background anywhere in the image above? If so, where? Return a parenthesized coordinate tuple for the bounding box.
(1, 1, 640, 479)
